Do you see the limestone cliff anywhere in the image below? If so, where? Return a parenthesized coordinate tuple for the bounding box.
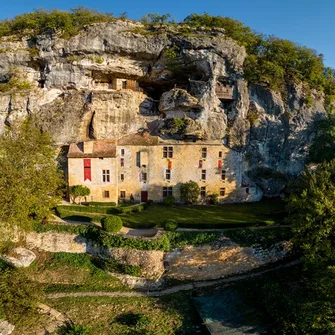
(0, 20, 325, 195)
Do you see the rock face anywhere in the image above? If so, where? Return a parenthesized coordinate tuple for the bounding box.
(0, 20, 327, 194)
(0, 320, 15, 335)
(2, 247, 36, 267)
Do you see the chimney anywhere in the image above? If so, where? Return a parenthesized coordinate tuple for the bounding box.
(83, 141, 94, 154)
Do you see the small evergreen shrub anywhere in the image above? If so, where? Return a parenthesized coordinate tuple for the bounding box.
(163, 219, 178, 231)
(163, 195, 176, 206)
(58, 322, 91, 335)
(207, 194, 219, 205)
(115, 313, 150, 328)
(101, 216, 123, 233)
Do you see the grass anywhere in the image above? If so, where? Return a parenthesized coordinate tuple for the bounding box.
(121, 199, 286, 229)
(55, 199, 286, 229)
(46, 291, 204, 335)
(23, 252, 129, 293)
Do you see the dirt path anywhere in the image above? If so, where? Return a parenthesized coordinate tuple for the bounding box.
(46, 259, 300, 299)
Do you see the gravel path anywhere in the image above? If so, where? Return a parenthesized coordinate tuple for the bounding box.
(46, 259, 300, 299)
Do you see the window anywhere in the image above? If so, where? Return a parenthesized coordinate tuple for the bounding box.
(202, 147, 207, 158)
(120, 173, 124, 182)
(199, 160, 203, 168)
(220, 188, 226, 196)
(120, 149, 125, 156)
(136, 152, 141, 167)
(102, 169, 110, 183)
(166, 169, 171, 180)
(162, 186, 173, 198)
(219, 151, 222, 158)
(122, 80, 127, 89)
(200, 186, 206, 198)
(163, 146, 173, 158)
(120, 191, 126, 199)
(221, 170, 226, 181)
(83, 159, 91, 181)
(120, 158, 124, 167)
(140, 172, 147, 182)
(99, 157, 103, 160)
(246, 187, 250, 194)
(201, 169, 206, 180)
(103, 190, 110, 198)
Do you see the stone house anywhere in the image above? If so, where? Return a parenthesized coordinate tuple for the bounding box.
(93, 78, 143, 92)
(67, 132, 261, 204)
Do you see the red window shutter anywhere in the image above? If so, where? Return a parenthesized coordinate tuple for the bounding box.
(83, 159, 91, 181)
(218, 160, 222, 169)
(168, 161, 172, 170)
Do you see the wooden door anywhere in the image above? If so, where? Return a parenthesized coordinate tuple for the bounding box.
(141, 191, 148, 202)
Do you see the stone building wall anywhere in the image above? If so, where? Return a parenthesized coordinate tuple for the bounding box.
(68, 137, 262, 203)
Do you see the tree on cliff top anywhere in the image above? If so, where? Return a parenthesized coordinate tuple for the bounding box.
(0, 120, 64, 238)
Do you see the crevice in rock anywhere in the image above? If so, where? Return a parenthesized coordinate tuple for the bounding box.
(88, 111, 96, 139)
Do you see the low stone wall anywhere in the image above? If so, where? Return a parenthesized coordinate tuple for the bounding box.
(25, 232, 165, 279)
(106, 248, 164, 279)
(26, 232, 89, 253)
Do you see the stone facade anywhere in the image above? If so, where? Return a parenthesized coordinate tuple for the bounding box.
(67, 132, 261, 204)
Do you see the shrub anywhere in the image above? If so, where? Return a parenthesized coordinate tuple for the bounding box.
(163, 195, 176, 206)
(163, 219, 178, 231)
(101, 216, 123, 233)
(88, 202, 116, 207)
(207, 193, 219, 205)
(180, 180, 200, 204)
(115, 313, 150, 328)
(58, 322, 91, 335)
(102, 258, 142, 277)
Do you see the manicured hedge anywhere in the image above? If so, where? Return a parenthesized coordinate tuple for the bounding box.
(101, 216, 123, 233)
(88, 202, 116, 207)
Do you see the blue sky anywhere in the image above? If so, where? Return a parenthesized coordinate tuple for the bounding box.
(1, 0, 334, 68)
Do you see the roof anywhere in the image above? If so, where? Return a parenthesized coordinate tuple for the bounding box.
(67, 140, 116, 158)
(117, 133, 159, 146)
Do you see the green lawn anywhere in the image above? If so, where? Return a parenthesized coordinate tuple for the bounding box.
(46, 292, 203, 335)
(120, 199, 286, 228)
(56, 199, 286, 229)
(23, 252, 129, 294)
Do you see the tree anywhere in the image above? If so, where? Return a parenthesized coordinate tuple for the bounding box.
(180, 181, 200, 204)
(0, 266, 41, 327)
(141, 13, 172, 25)
(0, 121, 64, 237)
(287, 160, 335, 267)
(309, 115, 335, 163)
(69, 185, 90, 204)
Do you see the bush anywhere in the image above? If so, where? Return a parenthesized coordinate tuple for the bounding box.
(163, 219, 178, 231)
(101, 216, 123, 233)
(180, 180, 200, 204)
(58, 322, 91, 335)
(163, 196, 176, 206)
(102, 258, 142, 277)
(115, 313, 150, 328)
(88, 202, 116, 207)
(207, 193, 219, 205)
